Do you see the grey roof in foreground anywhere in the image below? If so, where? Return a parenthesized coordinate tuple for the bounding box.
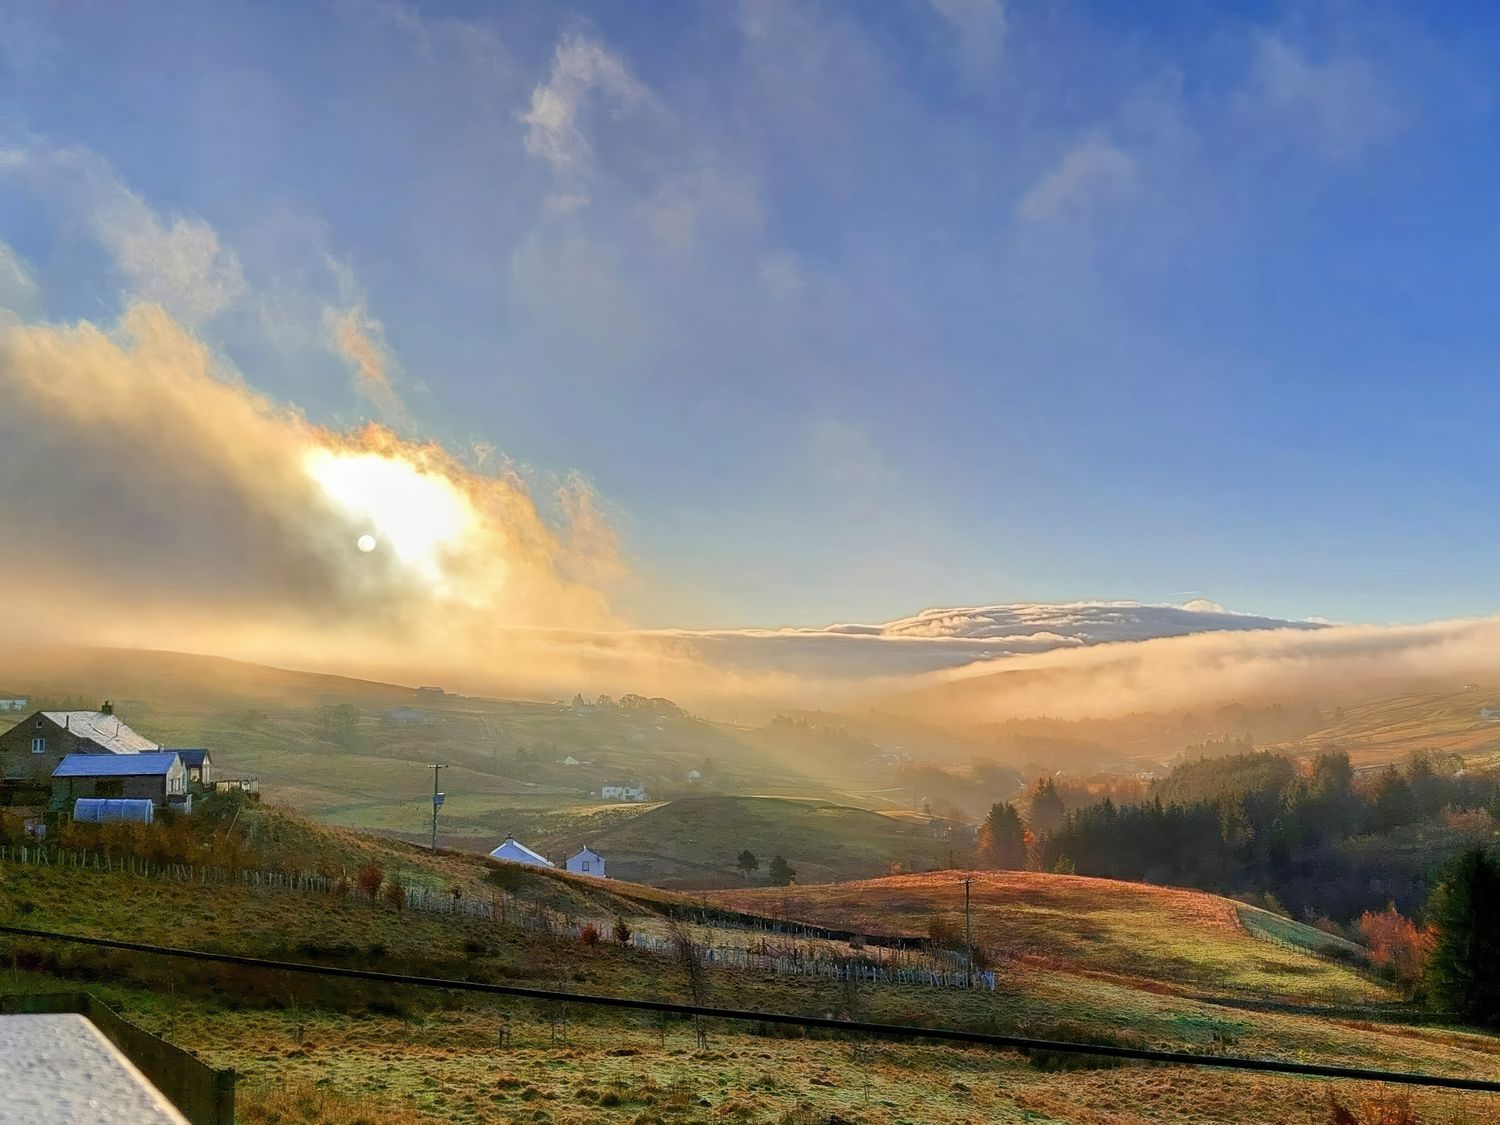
(40, 711, 160, 753)
(0, 1013, 187, 1124)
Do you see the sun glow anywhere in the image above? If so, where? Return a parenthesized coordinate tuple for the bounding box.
(304, 449, 473, 581)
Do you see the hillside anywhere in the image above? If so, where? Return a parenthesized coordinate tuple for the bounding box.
(5, 802, 1500, 1122)
(0, 645, 932, 852)
(708, 870, 1382, 1004)
(534, 795, 958, 888)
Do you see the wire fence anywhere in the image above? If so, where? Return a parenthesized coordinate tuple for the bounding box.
(0, 843, 998, 990)
(3, 923, 1497, 1095)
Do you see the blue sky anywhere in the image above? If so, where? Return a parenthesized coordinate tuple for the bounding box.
(4, 0, 1500, 631)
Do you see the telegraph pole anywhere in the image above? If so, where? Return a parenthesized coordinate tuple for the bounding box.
(963, 877, 973, 988)
(429, 763, 446, 852)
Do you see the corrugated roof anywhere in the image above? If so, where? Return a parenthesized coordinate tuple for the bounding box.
(488, 837, 553, 867)
(52, 752, 181, 778)
(41, 712, 159, 754)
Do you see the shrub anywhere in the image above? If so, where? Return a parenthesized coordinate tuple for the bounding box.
(579, 923, 601, 947)
(381, 880, 406, 911)
(1358, 904, 1434, 994)
(356, 862, 384, 898)
(1326, 1087, 1420, 1125)
(612, 916, 632, 945)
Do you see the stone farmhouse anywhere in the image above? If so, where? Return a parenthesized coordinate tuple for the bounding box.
(0, 706, 227, 817)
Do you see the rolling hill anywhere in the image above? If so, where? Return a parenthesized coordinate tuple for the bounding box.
(532, 794, 958, 888)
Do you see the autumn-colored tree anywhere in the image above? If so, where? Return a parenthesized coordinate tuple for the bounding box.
(356, 862, 384, 898)
(1358, 903, 1434, 993)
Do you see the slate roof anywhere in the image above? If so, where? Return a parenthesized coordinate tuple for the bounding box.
(488, 836, 553, 867)
(40, 712, 159, 754)
(52, 752, 181, 778)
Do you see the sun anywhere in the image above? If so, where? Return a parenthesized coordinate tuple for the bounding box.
(304, 449, 473, 581)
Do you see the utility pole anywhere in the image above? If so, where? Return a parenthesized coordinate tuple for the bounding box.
(429, 763, 446, 852)
(963, 877, 973, 989)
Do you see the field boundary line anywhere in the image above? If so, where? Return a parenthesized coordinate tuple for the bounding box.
(2, 924, 1497, 1092)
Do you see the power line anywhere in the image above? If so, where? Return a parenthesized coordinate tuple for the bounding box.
(1, 924, 1496, 1092)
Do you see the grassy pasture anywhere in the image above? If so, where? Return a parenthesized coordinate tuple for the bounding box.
(5, 805, 1500, 1122)
(707, 871, 1389, 1006)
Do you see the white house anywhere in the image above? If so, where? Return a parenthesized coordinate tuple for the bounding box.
(0, 697, 27, 712)
(601, 784, 647, 802)
(488, 835, 553, 868)
(566, 846, 605, 878)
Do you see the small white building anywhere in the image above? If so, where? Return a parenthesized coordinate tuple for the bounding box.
(566, 846, 605, 878)
(0, 698, 27, 712)
(488, 835, 553, 868)
(601, 784, 647, 802)
(562, 755, 581, 767)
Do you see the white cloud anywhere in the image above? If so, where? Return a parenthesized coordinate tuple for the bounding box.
(1241, 34, 1407, 159)
(0, 240, 39, 314)
(520, 32, 649, 212)
(927, 0, 1006, 72)
(0, 138, 245, 321)
(1018, 134, 1135, 221)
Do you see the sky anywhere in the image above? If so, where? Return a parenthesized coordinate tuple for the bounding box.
(3, 0, 1500, 650)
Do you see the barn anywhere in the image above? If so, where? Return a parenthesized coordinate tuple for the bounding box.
(51, 752, 187, 809)
(488, 835, 553, 868)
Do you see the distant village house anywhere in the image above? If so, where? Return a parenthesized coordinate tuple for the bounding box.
(0, 697, 28, 712)
(601, 784, 648, 802)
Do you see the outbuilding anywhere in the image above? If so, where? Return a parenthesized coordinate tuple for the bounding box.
(173, 749, 214, 788)
(488, 835, 553, 868)
(51, 752, 186, 808)
(565, 846, 605, 878)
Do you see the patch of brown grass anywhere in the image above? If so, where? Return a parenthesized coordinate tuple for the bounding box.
(238, 1081, 439, 1125)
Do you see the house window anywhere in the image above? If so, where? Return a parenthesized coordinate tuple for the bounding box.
(30, 737, 45, 754)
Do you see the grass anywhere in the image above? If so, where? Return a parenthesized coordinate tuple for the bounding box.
(541, 795, 957, 888)
(7, 841, 1500, 1122)
(707, 870, 1389, 1006)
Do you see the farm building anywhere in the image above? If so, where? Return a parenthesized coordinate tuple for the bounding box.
(601, 784, 648, 802)
(0, 697, 27, 712)
(565, 846, 605, 878)
(174, 749, 213, 788)
(488, 835, 553, 868)
(51, 752, 187, 809)
(0, 709, 161, 787)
